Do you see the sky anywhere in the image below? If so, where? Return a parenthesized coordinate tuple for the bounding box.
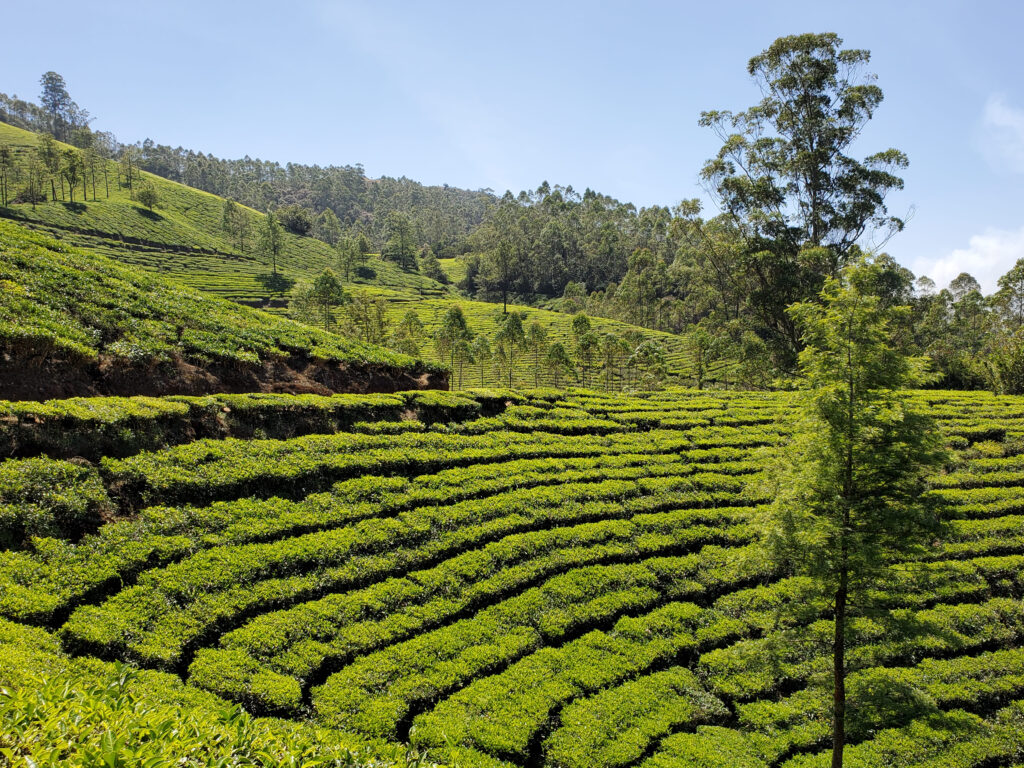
(4, 0, 1023, 292)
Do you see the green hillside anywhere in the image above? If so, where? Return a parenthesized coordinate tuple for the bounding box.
(0, 219, 443, 399)
(0, 120, 736, 391)
(379, 294, 732, 388)
(2, 387, 1024, 766)
(0, 122, 452, 305)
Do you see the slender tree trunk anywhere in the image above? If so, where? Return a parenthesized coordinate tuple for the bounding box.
(833, 311, 856, 768)
(832, 564, 847, 768)
(103, 165, 109, 198)
(50, 178, 57, 201)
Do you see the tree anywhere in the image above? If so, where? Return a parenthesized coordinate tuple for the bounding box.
(570, 315, 596, 387)
(277, 204, 314, 235)
(628, 340, 668, 390)
(37, 134, 61, 201)
(761, 256, 947, 768)
(61, 154, 89, 206)
(93, 131, 117, 198)
(391, 310, 426, 356)
(21, 151, 46, 209)
(287, 280, 317, 327)
(314, 208, 342, 246)
(470, 335, 492, 386)
(996, 259, 1024, 329)
(311, 268, 346, 331)
(136, 183, 159, 211)
(685, 325, 721, 390)
(701, 33, 908, 367)
(419, 247, 449, 284)
(344, 290, 390, 344)
(570, 313, 592, 370)
(525, 321, 549, 387)
(258, 211, 285, 276)
(494, 311, 526, 388)
(599, 332, 629, 391)
(82, 140, 101, 202)
(119, 145, 141, 200)
(384, 211, 417, 269)
(0, 145, 12, 207)
(39, 71, 88, 142)
(336, 237, 361, 281)
(221, 199, 250, 252)
(435, 307, 472, 388)
(545, 342, 574, 388)
(481, 196, 525, 313)
(61, 149, 86, 203)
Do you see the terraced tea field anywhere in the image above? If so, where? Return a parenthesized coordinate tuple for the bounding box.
(0, 122, 451, 305)
(3, 387, 1024, 767)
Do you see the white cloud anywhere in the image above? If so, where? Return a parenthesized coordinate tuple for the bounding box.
(913, 227, 1024, 293)
(980, 94, 1024, 173)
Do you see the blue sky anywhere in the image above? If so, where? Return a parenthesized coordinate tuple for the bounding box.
(5, 0, 1023, 291)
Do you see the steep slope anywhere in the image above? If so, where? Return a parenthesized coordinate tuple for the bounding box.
(0, 122, 452, 305)
(0, 220, 445, 399)
(0, 121, 731, 389)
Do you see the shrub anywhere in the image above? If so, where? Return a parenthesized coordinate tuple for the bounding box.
(0, 458, 113, 549)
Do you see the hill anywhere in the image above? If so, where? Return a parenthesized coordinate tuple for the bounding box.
(0, 220, 444, 399)
(2, 386, 1023, 766)
(0, 121, 733, 390)
(0, 122, 453, 305)
(378, 293, 731, 388)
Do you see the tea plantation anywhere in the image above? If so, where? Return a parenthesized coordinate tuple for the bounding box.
(2, 386, 1024, 766)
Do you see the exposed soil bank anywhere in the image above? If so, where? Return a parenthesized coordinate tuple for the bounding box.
(0, 351, 447, 401)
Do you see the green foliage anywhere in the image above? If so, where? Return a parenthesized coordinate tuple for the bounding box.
(276, 203, 314, 236)
(700, 33, 907, 367)
(0, 458, 112, 549)
(0, 219, 430, 375)
(763, 256, 949, 765)
(545, 666, 728, 768)
(0, 659, 427, 768)
(391, 310, 426, 357)
(767, 258, 948, 589)
(418, 247, 449, 284)
(0, 387, 1023, 767)
(258, 210, 285, 276)
(136, 182, 158, 211)
(0, 122, 452, 305)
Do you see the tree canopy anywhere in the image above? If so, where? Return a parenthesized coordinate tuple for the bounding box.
(763, 256, 947, 767)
